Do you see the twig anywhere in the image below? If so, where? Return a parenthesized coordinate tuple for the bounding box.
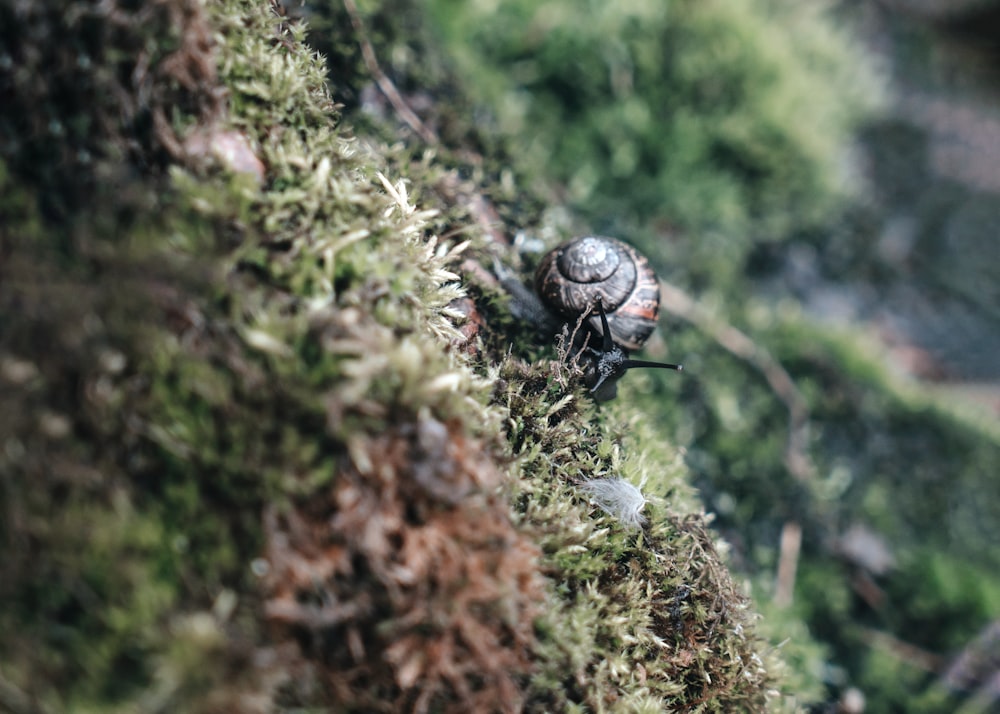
(774, 520, 801, 607)
(860, 627, 945, 674)
(343, 0, 438, 144)
(658, 281, 816, 483)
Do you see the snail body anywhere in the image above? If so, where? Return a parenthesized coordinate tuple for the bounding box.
(532, 236, 681, 401)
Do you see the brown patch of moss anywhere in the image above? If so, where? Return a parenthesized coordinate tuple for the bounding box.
(263, 414, 542, 713)
(652, 514, 766, 709)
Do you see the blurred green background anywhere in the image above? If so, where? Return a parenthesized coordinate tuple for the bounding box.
(419, 0, 1000, 711)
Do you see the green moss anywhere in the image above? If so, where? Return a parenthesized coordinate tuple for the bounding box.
(308, 0, 1000, 711)
(426, 0, 881, 289)
(1, 0, 856, 709)
(644, 307, 1000, 710)
(488, 356, 796, 710)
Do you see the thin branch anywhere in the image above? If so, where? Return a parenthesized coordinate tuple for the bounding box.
(659, 281, 816, 483)
(343, 0, 438, 144)
(860, 627, 945, 674)
(774, 520, 802, 607)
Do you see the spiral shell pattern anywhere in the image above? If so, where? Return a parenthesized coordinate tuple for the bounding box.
(534, 236, 660, 351)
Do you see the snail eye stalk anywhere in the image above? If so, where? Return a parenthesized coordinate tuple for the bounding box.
(593, 297, 616, 354)
(623, 358, 683, 372)
(592, 298, 682, 373)
(584, 299, 682, 401)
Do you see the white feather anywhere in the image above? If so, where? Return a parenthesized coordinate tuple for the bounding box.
(579, 477, 648, 529)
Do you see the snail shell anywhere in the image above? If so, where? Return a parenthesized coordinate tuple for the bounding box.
(534, 236, 660, 351)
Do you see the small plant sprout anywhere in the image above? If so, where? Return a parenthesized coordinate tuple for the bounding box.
(579, 477, 649, 529)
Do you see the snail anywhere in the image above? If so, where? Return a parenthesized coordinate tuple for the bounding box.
(502, 235, 682, 401)
(535, 235, 661, 351)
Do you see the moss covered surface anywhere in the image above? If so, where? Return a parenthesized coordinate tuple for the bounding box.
(6, 0, 994, 711)
(414, 1, 1000, 712)
(0, 0, 819, 712)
